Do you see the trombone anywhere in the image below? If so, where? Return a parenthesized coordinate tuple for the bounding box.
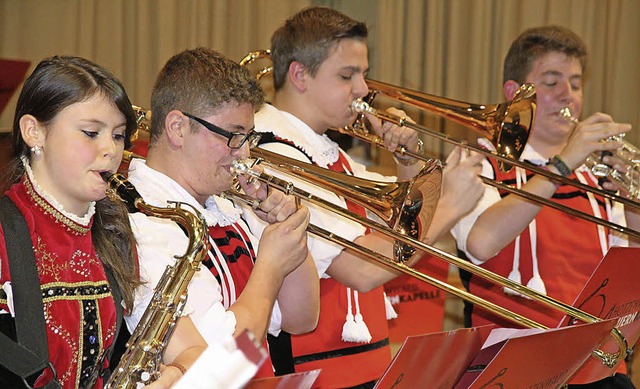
(349, 98, 640, 240)
(229, 154, 628, 368)
(239, 50, 640, 240)
(239, 49, 534, 171)
(358, 78, 640, 211)
(128, 103, 629, 368)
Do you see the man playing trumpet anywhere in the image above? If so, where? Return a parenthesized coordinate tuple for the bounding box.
(451, 25, 640, 388)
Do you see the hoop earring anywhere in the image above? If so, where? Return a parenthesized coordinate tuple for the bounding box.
(31, 145, 43, 156)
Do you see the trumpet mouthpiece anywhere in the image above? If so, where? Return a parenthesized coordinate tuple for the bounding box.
(559, 107, 579, 124)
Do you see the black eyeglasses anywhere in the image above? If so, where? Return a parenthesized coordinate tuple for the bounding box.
(182, 111, 261, 149)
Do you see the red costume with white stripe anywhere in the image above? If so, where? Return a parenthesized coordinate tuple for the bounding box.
(248, 103, 394, 387)
(464, 158, 616, 328)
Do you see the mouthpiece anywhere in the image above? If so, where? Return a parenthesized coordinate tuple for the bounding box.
(103, 173, 144, 213)
(559, 107, 579, 124)
(230, 160, 250, 176)
(100, 171, 114, 182)
(351, 99, 372, 114)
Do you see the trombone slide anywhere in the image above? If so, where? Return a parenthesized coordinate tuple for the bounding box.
(230, 157, 629, 368)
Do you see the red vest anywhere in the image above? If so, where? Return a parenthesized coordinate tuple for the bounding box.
(1, 177, 117, 388)
(466, 160, 610, 329)
(264, 139, 391, 388)
(204, 223, 275, 378)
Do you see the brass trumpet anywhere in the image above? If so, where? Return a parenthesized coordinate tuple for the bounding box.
(350, 99, 640, 240)
(561, 107, 640, 201)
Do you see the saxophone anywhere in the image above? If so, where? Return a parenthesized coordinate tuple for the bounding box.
(103, 173, 210, 388)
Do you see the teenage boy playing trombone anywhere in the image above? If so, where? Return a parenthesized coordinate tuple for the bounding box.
(242, 6, 486, 388)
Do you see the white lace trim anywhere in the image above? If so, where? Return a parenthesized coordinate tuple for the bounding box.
(128, 158, 241, 227)
(255, 104, 339, 168)
(21, 156, 95, 225)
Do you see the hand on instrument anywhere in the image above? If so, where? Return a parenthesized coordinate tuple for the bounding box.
(440, 147, 486, 218)
(257, 205, 310, 276)
(558, 112, 631, 171)
(364, 107, 420, 155)
(143, 364, 182, 388)
(237, 164, 268, 200)
(237, 166, 299, 224)
(599, 153, 635, 194)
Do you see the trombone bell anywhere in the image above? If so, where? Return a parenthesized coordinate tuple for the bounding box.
(249, 147, 443, 234)
(362, 79, 536, 172)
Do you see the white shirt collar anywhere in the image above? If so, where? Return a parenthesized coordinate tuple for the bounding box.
(22, 156, 95, 225)
(255, 103, 340, 168)
(519, 143, 549, 166)
(127, 158, 241, 227)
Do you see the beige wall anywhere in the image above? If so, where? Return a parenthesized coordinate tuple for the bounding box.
(1, 0, 638, 152)
(2, 1, 639, 381)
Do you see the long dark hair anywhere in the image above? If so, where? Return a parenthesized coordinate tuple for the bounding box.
(7, 55, 141, 311)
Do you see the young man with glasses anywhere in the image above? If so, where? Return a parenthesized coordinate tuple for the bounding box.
(124, 47, 319, 379)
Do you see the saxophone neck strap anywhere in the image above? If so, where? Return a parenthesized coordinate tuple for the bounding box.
(0, 195, 61, 388)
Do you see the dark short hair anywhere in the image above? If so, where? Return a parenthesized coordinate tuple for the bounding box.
(149, 47, 264, 144)
(503, 25, 588, 84)
(270, 6, 368, 90)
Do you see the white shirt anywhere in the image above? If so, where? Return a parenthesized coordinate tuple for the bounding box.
(450, 143, 627, 266)
(246, 103, 395, 276)
(125, 158, 283, 343)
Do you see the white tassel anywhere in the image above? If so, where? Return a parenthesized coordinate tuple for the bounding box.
(341, 289, 360, 342)
(353, 291, 372, 342)
(504, 236, 523, 296)
(354, 313, 372, 342)
(341, 289, 371, 343)
(504, 168, 527, 297)
(526, 219, 546, 296)
(341, 312, 360, 342)
(383, 292, 398, 320)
